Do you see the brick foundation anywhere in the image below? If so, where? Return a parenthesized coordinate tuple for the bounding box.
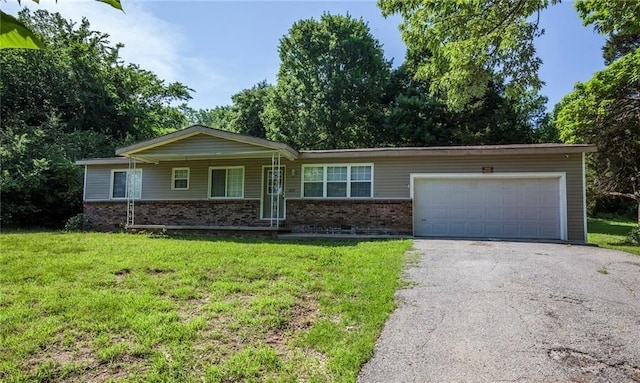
(84, 199, 414, 236)
(84, 200, 264, 231)
(285, 199, 413, 235)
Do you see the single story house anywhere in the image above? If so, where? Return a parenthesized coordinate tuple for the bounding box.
(77, 125, 597, 242)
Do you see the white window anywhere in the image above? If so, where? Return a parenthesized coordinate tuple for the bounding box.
(172, 168, 189, 190)
(302, 164, 373, 198)
(111, 169, 142, 199)
(209, 167, 244, 198)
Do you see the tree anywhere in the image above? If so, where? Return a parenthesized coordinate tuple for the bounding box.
(378, 0, 550, 109)
(377, 0, 640, 110)
(555, 48, 640, 225)
(181, 105, 235, 131)
(229, 81, 273, 138)
(262, 13, 391, 150)
(0, 10, 191, 227)
(383, 64, 542, 147)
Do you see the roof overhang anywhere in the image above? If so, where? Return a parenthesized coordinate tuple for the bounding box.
(300, 144, 597, 159)
(115, 125, 299, 162)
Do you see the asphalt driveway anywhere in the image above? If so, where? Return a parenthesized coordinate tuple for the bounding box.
(359, 240, 640, 383)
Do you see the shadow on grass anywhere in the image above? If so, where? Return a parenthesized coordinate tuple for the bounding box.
(588, 219, 636, 236)
(166, 234, 401, 248)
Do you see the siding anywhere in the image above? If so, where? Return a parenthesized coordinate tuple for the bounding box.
(84, 158, 297, 201)
(284, 153, 585, 241)
(83, 152, 586, 241)
(139, 134, 277, 156)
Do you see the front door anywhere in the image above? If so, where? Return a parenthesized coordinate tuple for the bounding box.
(262, 166, 285, 220)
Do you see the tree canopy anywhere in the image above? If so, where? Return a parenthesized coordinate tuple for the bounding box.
(0, 10, 190, 227)
(377, 0, 639, 110)
(262, 13, 392, 150)
(555, 47, 640, 223)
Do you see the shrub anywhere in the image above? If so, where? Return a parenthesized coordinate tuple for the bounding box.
(628, 227, 640, 245)
(64, 214, 87, 231)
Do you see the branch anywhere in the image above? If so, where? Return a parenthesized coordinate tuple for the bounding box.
(606, 191, 638, 200)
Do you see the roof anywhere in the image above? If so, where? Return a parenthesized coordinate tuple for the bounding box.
(298, 143, 598, 158)
(115, 125, 300, 162)
(76, 142, 597, 165)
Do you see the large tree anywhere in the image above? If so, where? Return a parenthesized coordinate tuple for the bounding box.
(0, 10, 190, 227)
(555, 48, 640, 224)
(262, 13, 392, 150)
(378, 0, 640, 109)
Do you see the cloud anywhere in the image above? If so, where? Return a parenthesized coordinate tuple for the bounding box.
(4, 0, 229, 109)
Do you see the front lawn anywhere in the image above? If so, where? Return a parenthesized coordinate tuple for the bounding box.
(0, 232, 411, 382)
(588, 217, 640, 256)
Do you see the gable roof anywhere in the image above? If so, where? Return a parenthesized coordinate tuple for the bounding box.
(115, 125, 299, 162)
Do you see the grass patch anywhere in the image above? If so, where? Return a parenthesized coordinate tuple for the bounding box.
(0, 232, 411, 382)
(588, 217, 640, 256)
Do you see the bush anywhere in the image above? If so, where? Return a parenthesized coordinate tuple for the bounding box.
(628, 227, 640, 245)
(64, 214, 87, 231)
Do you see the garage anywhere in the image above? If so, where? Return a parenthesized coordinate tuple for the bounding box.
(412, 173, 567, 240)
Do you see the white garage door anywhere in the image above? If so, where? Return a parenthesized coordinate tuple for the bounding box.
(413, 175, 564, 239)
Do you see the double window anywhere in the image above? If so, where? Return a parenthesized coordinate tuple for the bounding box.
(209, 167, 244, 198)
(302, 164, 373, 198)
(172, 168, 190, 190)
(111, 169, 142, 199)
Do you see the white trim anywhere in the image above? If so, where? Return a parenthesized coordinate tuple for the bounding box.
(260, 165, 287, 220)
(109, 169, 142, 200)
(207, 166, 245, 199)
(83, 165, 87, 201)
(582, 153, 588, 242)
(410, 172, 568, 241)
(300, 163, 374, 198)
(171, 167, 190, 190)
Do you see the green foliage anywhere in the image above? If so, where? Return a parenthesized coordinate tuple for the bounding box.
(64, 213, 87, 231)
(602, 32, 640, 65)
(263, 13, 392, 150)
(0, 233, 411, 382)
(555, 48, 640, 224)
(1, 0, 122, 50)
(378, 0, 551, 109)
(229, 80, 273, 138)
(0, 10, 191, 227)
(0, 10, 44, 49)
(587, 217, 640, 255)
(382, 64, 543, 146)
(181, 105, 235, 130)
(628, 227, 640, 245)
(575, 0, 640, 35)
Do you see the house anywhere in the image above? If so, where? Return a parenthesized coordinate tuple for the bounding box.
(77, 125, 597, 241)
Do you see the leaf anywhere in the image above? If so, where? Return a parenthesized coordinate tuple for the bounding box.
(0, 11, 44, 49)
(95, 0, 124, 11)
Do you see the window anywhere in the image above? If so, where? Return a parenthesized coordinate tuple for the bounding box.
(111, 169, 142, 199)
(209, 167, 244, 198)
(172, 168, 189, 190)
(302, 164, 372, 198)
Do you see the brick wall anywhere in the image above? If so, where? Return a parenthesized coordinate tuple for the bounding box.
(84, 199, 414, 235)
(285, 199, 413, 235)
(84, 200, 263, 231)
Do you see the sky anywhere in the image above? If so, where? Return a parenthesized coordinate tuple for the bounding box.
(5, 0, 607, 112)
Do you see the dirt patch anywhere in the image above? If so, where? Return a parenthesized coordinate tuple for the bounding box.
(145, 267, 174, 275)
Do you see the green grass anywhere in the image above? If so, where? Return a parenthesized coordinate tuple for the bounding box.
(0, 232, 412, 382)
(588, 216, 640, 256)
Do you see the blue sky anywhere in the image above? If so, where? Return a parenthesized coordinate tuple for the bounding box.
(7, 1, 606, 112)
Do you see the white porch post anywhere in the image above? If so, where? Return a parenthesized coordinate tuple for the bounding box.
(126, 158, 136, 227)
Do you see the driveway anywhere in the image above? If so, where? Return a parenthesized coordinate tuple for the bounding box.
(359, 240, 640, 383)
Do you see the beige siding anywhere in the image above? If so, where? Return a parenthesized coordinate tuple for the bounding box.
(285, 153, 585, 241)
(83, 153, 586, 241)
(138, 134, 276, 156)
(84, 158, 297, 201)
